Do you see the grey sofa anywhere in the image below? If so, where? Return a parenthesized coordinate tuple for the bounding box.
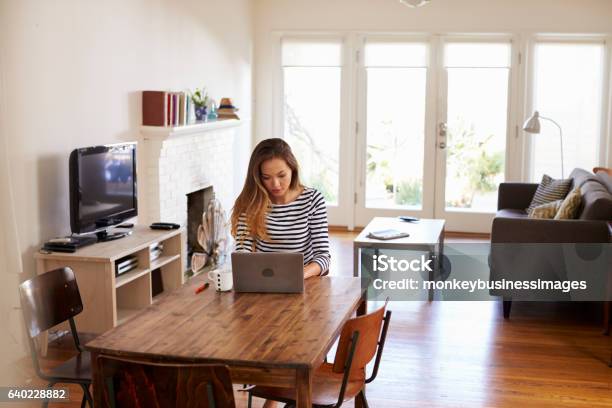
(490, 168, 612, 318)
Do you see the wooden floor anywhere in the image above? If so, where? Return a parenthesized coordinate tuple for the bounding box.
(17, 231, 612, 407)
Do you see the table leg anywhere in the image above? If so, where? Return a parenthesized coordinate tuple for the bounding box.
(353, 246, 360, 277)
(428, 229, 446, 302)
(439, 227, 445, 273)
(296, 366, 312, 408)
(428, 245, 435, 302)
(91, 351, 102, 406)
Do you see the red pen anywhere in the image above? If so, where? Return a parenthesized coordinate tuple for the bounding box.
(195, 282, 210, 294)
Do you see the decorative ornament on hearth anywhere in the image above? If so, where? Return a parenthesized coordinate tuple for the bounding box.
(191, 196, 230, 274)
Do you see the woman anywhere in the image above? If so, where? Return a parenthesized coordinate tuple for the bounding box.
(231, 138, 331, 278)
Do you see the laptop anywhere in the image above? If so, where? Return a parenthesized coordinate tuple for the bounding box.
(231, 252, 304, 293)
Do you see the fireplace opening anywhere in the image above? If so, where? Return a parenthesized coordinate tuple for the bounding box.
(186, 186, 214, 272)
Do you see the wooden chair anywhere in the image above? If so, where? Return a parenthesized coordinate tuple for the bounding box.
(247, 303, 392, 408)
(18, 267, 93, 408)
(97, 357, 236, 408)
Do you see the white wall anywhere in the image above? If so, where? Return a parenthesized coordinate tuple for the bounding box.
(253, 0, 612, 159)
(0, 0, 253, 380)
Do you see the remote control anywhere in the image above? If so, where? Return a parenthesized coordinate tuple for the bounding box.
(116, 223, 134, 228)
(398, 216, 420, 223)
(150, 224, 176, 230)
(150, 222, 180, 229)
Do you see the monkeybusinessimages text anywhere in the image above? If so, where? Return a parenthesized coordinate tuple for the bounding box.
(371, 254, 587, 294)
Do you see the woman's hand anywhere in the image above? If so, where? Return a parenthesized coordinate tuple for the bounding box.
(303, 262, 322, 279)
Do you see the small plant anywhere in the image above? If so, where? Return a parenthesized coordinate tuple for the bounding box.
(192, 87, 209, 107)
(395, 179, 423, 206)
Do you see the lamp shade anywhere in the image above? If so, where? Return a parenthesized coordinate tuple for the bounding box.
(523, 111, 541, 134)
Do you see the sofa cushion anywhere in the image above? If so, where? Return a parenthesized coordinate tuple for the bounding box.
(526, 174, 572, 214)
(528, 200, 562, 219)
(570, 168, 612, 220)
(554, 187, 582, 219)
(496, 209, 528, 219)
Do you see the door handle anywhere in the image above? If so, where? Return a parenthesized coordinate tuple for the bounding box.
(439, 122, 447, 149)
(439, 122, 447, 137)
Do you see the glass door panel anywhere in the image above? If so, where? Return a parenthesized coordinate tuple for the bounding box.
(282, 38, 343, 208)
(365, 67, 427, 209)
(283, 67, 341, 204)
(355, 40, 431, 226)
(434, 40, 512, 232)
(444, 68, 509, 211)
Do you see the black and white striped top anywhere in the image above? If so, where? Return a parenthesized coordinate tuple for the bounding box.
(234, 187, 331, 274)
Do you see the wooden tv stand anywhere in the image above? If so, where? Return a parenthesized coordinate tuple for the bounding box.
(35, 226, 185, 352)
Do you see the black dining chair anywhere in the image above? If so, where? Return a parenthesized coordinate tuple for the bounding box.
(19, 267, 93, 407)
(97, 357, 236, 407)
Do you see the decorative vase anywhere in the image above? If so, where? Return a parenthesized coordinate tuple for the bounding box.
(195, 105, 208, 121)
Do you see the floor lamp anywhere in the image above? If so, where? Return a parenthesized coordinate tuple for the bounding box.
(523, 110, 565, 178)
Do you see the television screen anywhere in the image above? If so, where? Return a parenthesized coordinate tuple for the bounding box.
(70, 143, 137, 234)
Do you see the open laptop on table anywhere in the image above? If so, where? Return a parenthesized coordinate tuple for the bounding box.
(231, 252, 304, 293)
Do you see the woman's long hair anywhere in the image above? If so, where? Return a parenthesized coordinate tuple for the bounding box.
(231, 138, 302, 243)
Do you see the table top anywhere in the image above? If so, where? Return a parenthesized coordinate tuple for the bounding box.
(354, 217, 445, 248)
(86, 275, 364, 369)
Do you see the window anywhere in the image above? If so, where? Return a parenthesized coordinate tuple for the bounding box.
(443, 41, 511, 212)
(281, 38, 343, 205)
(530, 41, 605, 180)
(364, 40, 428, 209)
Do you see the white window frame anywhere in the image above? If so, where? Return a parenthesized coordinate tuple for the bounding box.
(522, 34, 612, 181)
(268, 31, 612, 229)
(273, 32, 356, 227)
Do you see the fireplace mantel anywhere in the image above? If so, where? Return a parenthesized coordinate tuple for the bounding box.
(141, 118, 242, 140)
(138, 118, 241, 227)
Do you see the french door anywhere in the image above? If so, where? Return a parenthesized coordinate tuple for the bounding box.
(355, 36, 515, 232)
(279, 34, 517, 232)
(433, 39, 514, 232)
(280, 37, 353, 226)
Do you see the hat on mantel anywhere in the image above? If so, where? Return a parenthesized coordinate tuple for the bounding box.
(218, 98, 238, 110)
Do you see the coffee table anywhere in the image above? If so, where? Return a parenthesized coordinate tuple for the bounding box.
(353, 217, 445, 301)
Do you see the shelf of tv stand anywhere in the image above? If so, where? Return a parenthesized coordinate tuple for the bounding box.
(150, 253, 181, 271)
(34, 225, 185, 353)
(115, 267, 151, 288)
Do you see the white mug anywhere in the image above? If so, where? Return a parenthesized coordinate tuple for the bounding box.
(208, 267, 233, 292)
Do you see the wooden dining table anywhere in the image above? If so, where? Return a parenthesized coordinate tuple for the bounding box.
(86, 274, 366, 407)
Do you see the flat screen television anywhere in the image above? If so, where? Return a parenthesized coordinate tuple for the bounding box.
(69, 142, 137, 240)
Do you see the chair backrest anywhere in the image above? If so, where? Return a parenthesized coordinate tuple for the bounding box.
(19, 267, 83, 338)
(332, 302, 388, 377)
(97, 357, 236, 408)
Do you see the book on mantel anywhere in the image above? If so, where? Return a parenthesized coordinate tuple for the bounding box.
(142, 90, 167, 126)
(142, 90, 194, 127)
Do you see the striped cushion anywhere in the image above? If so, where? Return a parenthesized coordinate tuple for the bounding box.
(526, 175, 572, 214)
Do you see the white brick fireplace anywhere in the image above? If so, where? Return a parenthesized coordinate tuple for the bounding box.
(138, 120, 244, 227)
